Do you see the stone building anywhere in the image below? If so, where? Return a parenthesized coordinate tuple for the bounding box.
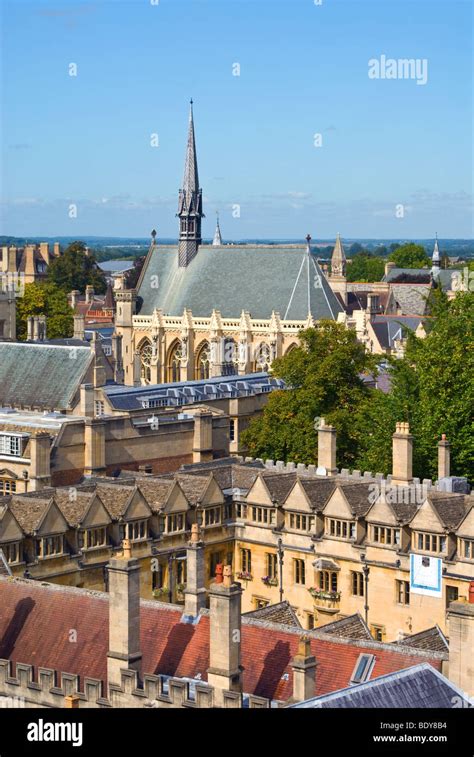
(0, 241, 61, 284)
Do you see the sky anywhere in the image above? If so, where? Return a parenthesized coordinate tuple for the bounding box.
(0, 0, 472, 239)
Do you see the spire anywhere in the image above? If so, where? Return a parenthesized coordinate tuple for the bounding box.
(213, 211, 223, 246)
(177, 100, 204, 267)
(331, 232, 346, 278)
(432, 233, 440, 268)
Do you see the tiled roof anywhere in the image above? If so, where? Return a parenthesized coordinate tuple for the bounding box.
(137, 245, 343, 320)
(397, 626, 449, 653)
(93, 485, 134, 519)
(9, 496, 53, 533)
(338, 483, 373, 517)
(290, 664, 467, 708)
(0, 578, 445, 702)
(428, 493, 470, 530)
(0, 342, 92, 411)
(389, 284, 431, 316)
(174, 474, 212, 505)
(134, 480, 175, 512)
(318, 613, 372, 641)
(297, 479, 337, 511)
(52, 491, 98, 527)
(260, 472, 298, 504)
(243, 601, 302, 628)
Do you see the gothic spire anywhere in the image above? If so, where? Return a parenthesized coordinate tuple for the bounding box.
(331, 232, 347, 277)
(177, 99, 204, 267)
(432, 233, 440, 268)
(213, 211, 223, 246)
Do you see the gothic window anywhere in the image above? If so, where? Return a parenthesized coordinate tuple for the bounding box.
(195, 342, 210, 380)
(139, 340, 153, 384)
(188, 219, 195, 234)
(222, 338, 237, 376)
(255, 343, 272, 372)
(180, 220, 187, 233)
(167, 341, 183, 383)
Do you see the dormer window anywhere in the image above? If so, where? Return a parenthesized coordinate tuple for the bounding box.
(2, 541, 21, 564)
(35, 535, 64, 558)
(161, 513, 185, 534)
(120, 519, 148, 541)
(326, 517, 355, 540)
(288, 513, 314, 533)
(249, 506, 275, 526)
(0, 434, 27, 457)
(78, 527, 108, 550)
(204, 506, 221, 527)
(371, 525, 401, 546)
(414, 531, 446, 554)
(461, 539, 474, 560)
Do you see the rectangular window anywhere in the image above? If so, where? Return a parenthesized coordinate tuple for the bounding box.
(0, 479, 17, 494)
(350, 654, 375, 684)
(446, 585, 459, 609)
(288, 513, 314, 532)
(371, 624, 386, 642)
(306, 613, 315, 630)
(415, 532, 446, 554)
(351, 570, 364, 597)
(319, 570, 338, 593)
(204, 506, 221, 526)
(294, 558, 306, 585)
(176, 559, 187, 585)
(240, 548, 251, 573)
(229, 419, 235, 442)
(166, 514, 185, 534)
(37, 535, 64, 558)
(462, 539, 474, 560)
(372, 525, 401, 546)
(396, 579, 410, 605)
(128, 519, 147, 541)
(235, 503, 247, 519)
(265, 552, 278, 580)
(0, 434, 23, 457)
(94, 400, 105, 417)
(326, 517, 355, 540)
(3, 542, 20, 564)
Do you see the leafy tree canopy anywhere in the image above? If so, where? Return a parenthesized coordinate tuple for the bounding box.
(47, 241, 107, 294)
(346, 252, 385, 282)
(388, 243, 430, 269)
(16, 282, 73, 341)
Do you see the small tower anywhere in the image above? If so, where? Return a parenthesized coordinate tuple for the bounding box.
(431, 233, 441, 277)
(177, 100, 204, 267)
(212, 212, 223, 246)
(331, 233, 347, 277)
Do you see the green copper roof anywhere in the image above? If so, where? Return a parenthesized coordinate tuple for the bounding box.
(0, 343, 92, 411)
(137, 244, 343, 320)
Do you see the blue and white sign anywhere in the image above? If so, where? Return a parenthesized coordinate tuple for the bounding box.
(410, 554, 442, 598)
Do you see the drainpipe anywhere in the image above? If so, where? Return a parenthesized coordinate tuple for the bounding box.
(362, 556, 370, 628)
(277, 537, 284, 603)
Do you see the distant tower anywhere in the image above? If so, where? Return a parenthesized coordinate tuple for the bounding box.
(431, 233, 441, 276)
(177, 100, 204, 267)
(213, 212, 223, 246)
(331, 233, 347, 277)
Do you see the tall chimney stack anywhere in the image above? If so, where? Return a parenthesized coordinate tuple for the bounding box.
(184, 523, 206, 618)
(290, 635, 317, 703)
(438, 434, 450, 480)
(447, 591, 474, 698)
(107, 538, 142, 687)
(317, 418, 337, 475)
(391, 422, 413, 486)
(207, 565, 243, 706)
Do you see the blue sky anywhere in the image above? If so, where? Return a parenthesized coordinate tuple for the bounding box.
(1, 0, 472, 239)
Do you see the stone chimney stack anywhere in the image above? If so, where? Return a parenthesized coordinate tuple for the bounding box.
(193, 411, 213, 463)
(385, 261, 396, 277)
(391, 422, 413, 486)
(290, 635, 317, 703)
(24, 245, 36, 282)
(73, 314, 85, 340)
(207, 565, 243, 706)
(85, 285, 94, 305)
(39, 242, 50, 266)
(32, 316, 40, 342)
(438, 434, 450, 480)
(107, 539, 142, 687)
(37, 315, 46, 342)
(53, 242, 61, 257)
(184, 523, 206, 618)
(84, 418, 106, 476)
(27, 316, 34, 341)
(28, 432, 51, 491)
(447, 590, 474, 698)
(317, 418, 337, 475)
(69, 290, 80, 310)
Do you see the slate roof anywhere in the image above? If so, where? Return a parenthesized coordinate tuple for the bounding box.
(338, 483, 373, 517)
(428, 493, 470, 530)
(318, 613, 372, 641)
(385, 267, 457, 293)
(0, 578, 445, 701)
(371, 316, 424, 350)
(397, 626, 449, 653)
(243, 601, 302, 628)
(9, 496, 53, 534)
(136, 245, 343, 320)
(93, 485, 135, 519)
(52, 491, 99, 528)
(290, 664, 468, 708)
(389, 284, 432, 316)
(0, 343, 92, 411)
(296, 478, 337, 511)
(259, 472, 298, 504)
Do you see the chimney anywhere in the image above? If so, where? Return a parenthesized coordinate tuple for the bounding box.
(32, 316, 40, 341)
(84, 418, 106, 476)
(39, 242, 50, 266)
(73, 314, 85, 340)
(64, 695, 80, 709)
(207, 565, 243, 706)
(438, 434, 450, 480)
(447, 592, 474, 698)
(69, 290, 80, 310)
(85, 285, 94, 305)
(193, 411, 213, 463)
(37, 315, 46, 342)
(385, 261, 396, 277)
(28, 432, 51, 491)
(24, 245, 36, 281)
(53, 242, 61, 257)
(27, 316, 34, 341)
(391, 422, 413, 486)
(7, 246, 17, 273)
(79, 383, 94, 417)
(184, 523, 206, 618)
(317, 418, 337, 475)
(290, 635, 317, 703)
(107, 539, 142, 687)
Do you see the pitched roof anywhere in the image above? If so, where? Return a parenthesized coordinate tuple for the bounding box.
(0, 342, 92, 411)
(296, 478, 337, 511)
(9, 496, 53, 533)
(243, 601, 302, 629)
(318, 613, 372, 641)
(0, 578, 445, 702)
(389, 284, 431, 316)
(428, 493, 470, 530)
(259, 472, 298, 504)
(337, 483, 374, 517)
(290, 664, 468, 708)
(397, 626, 449, 653)
(137, 245, 343, 320)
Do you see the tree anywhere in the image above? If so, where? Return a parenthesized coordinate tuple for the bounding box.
(346, 252, 385, 282)
(388, 243, 430, 269)
(353, 292, 474, 482)
(47, 241, 107, 294)
(241, 322, 378, 467)
(16, 283, 73, 340)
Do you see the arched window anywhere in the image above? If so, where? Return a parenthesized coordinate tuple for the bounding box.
(222, 338, 237, 376)
(167, 341, 183, 383)
(285, 343, 298, 356)
(139, 340, 153, 384)
(255, 343, 272, 372)
(195, 342, 210, 380)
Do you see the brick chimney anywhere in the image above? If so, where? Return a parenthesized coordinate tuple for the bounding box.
(107, 539, 142, 687)
(438, 434, 450, 480)
(391, 422, 413, 486)
(207, 565, 243, 706)
(184, 523, 206, 618)
(290, 635, 317, 703)
(447, 592, 474, 697)
(317, 418, 337, 475)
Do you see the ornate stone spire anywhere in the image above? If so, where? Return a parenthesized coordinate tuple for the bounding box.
(432, 233, 440, 272)
(331, 233, 346, 277)
(212, 211, 223, 246)
(177, 100, 204, 267)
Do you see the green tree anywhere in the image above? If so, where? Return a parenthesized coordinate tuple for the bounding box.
(241, 322, 377, 467)
(388, 243, 430, 269)
(16, 282, 73, 340)
(47, 241, 107, 294)
(346, 252, 385, 282)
